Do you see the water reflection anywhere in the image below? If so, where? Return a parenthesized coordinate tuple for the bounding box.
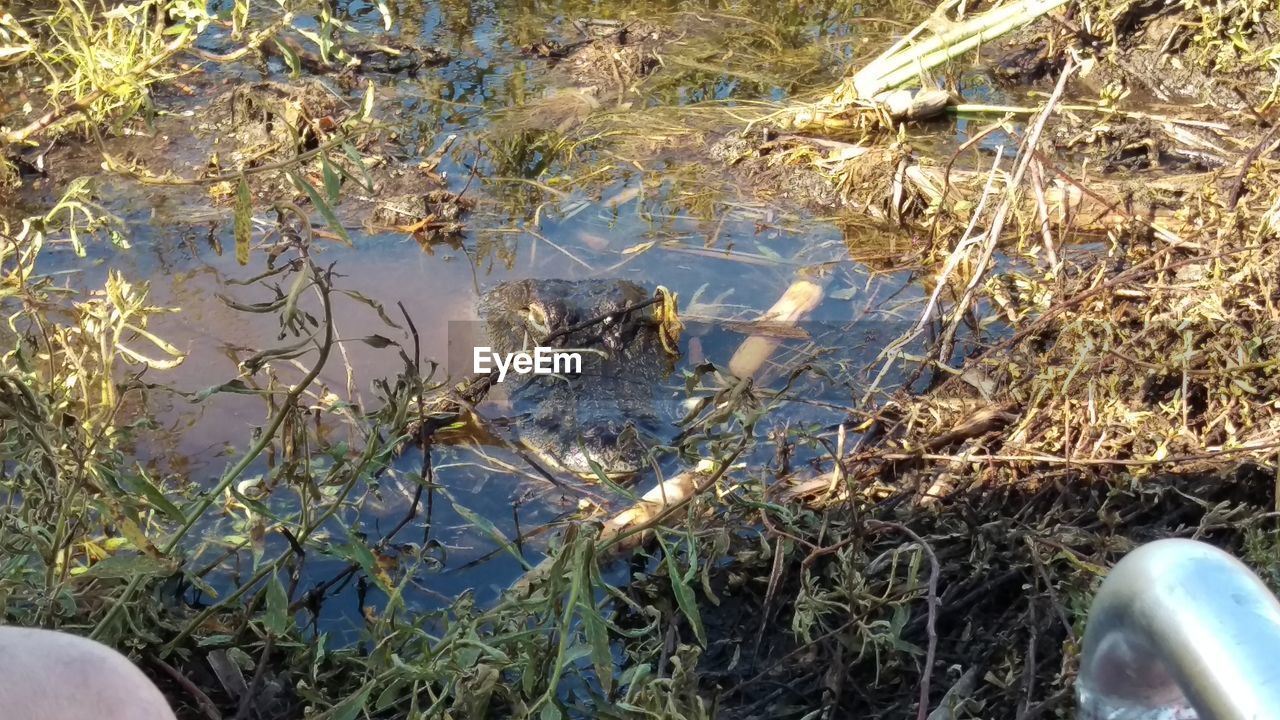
(23, 0, 947, 636)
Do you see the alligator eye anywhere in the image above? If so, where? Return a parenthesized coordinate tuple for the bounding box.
(582, 426, 619, 445)
(524, 303, 551, 336)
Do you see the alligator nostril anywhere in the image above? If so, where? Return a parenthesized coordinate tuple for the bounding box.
(584, 425, 620, 445)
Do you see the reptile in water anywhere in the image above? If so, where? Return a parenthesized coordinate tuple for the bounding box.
(478, 278, 671, 479)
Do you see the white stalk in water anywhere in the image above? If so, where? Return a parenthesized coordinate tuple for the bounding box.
(847, 0, 1070, 101)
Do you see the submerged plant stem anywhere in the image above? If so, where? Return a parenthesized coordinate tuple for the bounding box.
(90, 257, 336, 642)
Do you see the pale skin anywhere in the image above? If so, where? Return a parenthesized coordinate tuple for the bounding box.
(0, 627, 176, 720)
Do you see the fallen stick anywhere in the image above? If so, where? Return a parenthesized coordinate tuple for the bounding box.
(937, 60, 1076, 370)
(778, 402, 1018, 504)
(508, 455, 736, 597)
(792, 135, 1197, 234)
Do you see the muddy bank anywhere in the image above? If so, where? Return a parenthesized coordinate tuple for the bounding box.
(988, 3, 1280, 111)
(672, 1, 1280, 715)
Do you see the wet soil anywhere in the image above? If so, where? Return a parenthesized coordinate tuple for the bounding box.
(709, 131, 853, 211)
(987, 5, 1280, 112)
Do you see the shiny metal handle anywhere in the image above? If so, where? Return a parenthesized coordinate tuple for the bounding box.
(1077, 538, 1280, 720)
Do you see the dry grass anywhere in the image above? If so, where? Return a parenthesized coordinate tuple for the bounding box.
(5, 0, 1280, 717)
(664, 2, 1280, 716)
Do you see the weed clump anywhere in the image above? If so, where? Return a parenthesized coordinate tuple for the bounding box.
(693, 0, 1280, 715)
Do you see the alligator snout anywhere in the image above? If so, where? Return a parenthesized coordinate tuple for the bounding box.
(546, 417, 649, 478)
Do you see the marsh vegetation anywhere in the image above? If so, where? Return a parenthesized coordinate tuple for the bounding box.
(2, 0, 1280, 717)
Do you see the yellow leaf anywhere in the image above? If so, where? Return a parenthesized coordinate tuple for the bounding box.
(82, 540, 109, 561)
(654, 285, 683, 356)
(108, 505, 175, 572)
(123, 322, 185, 358)
(116, 342, 186, 369)
(622, 240, 655, 255)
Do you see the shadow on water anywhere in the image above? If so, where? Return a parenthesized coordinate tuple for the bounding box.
(21, 0, 961, 638)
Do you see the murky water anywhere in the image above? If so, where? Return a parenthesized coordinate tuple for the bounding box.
(19, 0, 962, 636)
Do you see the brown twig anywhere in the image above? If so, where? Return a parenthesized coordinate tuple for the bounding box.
(936, 59, 1075, 367)
(234, 633, 274, 720)
(1225, 121, 1280, 210)
(1023, 535, 1077, 643)
(865, 520, 941, 720)
(152, 656, 222, 720)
